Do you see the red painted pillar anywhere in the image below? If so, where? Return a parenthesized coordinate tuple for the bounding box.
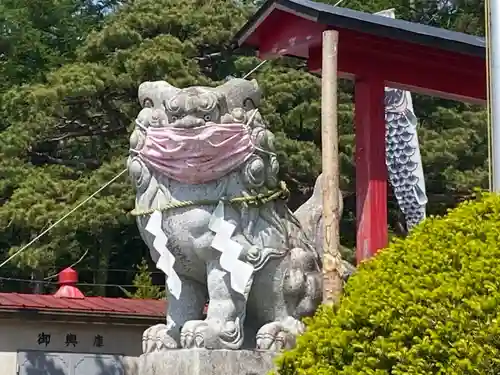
(355, 76, 388, 263)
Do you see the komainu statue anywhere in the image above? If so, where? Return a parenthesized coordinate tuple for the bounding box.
(127, 78, 350, 352)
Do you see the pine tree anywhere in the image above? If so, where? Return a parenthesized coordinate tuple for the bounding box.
(0, 0, 121, 92)
(125, 259, 165, 299)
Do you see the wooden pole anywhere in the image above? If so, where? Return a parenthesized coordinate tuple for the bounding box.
(321, 30, 343, 304)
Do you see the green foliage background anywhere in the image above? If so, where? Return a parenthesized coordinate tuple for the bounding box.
(275, 191, 500, 374)
(0, 0, 488, 295)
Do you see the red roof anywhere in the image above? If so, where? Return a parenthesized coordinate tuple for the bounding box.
(0, 292, 166, 319)
(234, 0, 486, 104)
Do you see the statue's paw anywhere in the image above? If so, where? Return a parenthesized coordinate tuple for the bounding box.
(142, 324, 178, 353)
(256, 317, 305, 351)
(180, 320, 208, 348)
(181, 319, 242, 349)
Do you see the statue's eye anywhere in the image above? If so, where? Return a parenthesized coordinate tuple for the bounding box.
(171, 116, 178, 122)
(203, 114, 211, 122)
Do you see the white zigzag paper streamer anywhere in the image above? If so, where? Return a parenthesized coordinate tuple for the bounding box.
(145, 211, 182, 299)
(209, 201, 254, 295)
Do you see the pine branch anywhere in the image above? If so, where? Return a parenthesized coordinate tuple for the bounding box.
(27, 150, 101, 169)
(47, 127, 125, 142)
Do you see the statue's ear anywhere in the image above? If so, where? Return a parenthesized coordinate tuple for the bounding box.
(215, 78, 262, 111)
(138, 81, 180, 109)
(250, 79, 260, 92)
(249, 79, 262, 107)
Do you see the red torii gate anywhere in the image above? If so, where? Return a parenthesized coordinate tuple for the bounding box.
(233, 0, 486, 262)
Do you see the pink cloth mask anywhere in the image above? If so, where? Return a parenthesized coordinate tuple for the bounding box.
(136, 123, 255, 184)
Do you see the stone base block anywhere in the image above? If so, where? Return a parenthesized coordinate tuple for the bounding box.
(126, 349, 277, 375)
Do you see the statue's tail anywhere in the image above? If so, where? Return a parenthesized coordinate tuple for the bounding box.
(294, 174, 339, 252)
(293, 174, 355, 283)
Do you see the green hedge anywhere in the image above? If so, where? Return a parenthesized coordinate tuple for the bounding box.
(276, 192, 500, 374)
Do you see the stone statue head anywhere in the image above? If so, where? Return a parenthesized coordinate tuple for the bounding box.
(136, 78, 261, 128)
(128, 78, 273, 190)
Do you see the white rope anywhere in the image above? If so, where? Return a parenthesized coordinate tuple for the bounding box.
(43, 248, 89, 280)
(0, 168, 128, 269)
(242, 60, 268, 79)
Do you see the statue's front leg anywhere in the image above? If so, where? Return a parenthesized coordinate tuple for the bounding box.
(180, 260, 251, 350)
(142, 276, 207, 353)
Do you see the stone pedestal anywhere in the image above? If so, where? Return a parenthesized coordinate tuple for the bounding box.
(126, 349, 277, 375)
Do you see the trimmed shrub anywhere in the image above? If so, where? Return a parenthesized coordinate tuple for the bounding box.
(276, 192, 500, 374)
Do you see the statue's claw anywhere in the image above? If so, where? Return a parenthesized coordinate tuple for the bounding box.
(142, 324, 178, 353)
(256, 317, 305, 351)
(180, 320, 208, 348)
